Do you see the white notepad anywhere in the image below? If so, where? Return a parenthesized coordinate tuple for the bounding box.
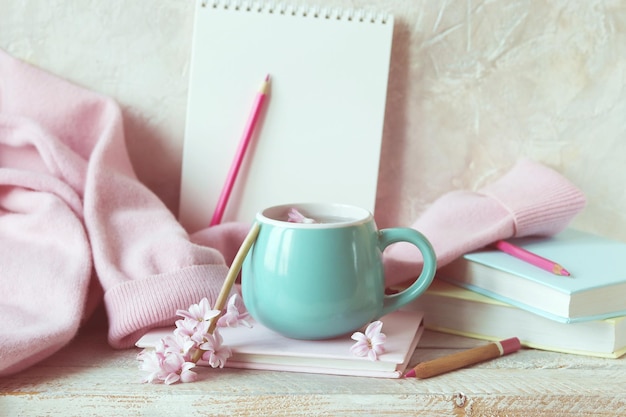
(179, 0, 394, 232)
(136, 310, 424, 378)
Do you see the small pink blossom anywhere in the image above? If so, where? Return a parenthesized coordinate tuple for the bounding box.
(177, 361, 199, 384)
(138, 349, 167, 384)
(217, 294, 252, 328)
(138, 340, 198, 384)
(175, 317, 210, 346)
(176, 298, 220, 324)
(162, 333, 196, 361)
(200, 330, 232, 368)
(287, 208, 317, 223)
(162, 353, 198, 385)
(350, 321, 386, 361)
(173, 316, 199, 339)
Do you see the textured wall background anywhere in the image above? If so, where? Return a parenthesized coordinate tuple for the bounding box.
(2, 0, 625, 239)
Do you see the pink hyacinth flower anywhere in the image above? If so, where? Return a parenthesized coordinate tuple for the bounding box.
(139, 345, 198, 385)
(350, 321, 386, 361)
(161, 352, 198, 385)
(200, 330, 232, 368)
(287, 208, 316, 223)
(217, 294, 252, 328)
(176, 297, 220, 325)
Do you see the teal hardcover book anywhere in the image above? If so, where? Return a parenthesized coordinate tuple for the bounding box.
(438, 229, 626, 323)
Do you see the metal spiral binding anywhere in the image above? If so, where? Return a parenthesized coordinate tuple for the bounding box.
(200, 0, 390, 24)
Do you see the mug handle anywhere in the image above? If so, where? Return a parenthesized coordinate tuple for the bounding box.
(378, 228, 437, 317)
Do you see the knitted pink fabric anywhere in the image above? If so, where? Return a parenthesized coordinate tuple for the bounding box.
(383, 158, 586, 287)
(0, 50, 243, 376)
(0, 49, 586, 377)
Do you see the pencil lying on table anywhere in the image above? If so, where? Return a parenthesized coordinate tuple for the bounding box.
(404, 337, 521, 379)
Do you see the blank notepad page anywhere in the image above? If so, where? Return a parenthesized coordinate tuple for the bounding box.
(179, 0, 394, 232)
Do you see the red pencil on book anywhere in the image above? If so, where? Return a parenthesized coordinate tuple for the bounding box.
(494, 240, 571, 277)
(210, 74, 270, 226)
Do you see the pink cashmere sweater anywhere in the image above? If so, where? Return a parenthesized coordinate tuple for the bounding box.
(0, 50, 248, 376)
(0, 49, 586, 377)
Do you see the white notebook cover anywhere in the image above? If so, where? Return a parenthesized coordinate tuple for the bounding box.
(136, 310, 424, 378)
(179, 0, 394, 232)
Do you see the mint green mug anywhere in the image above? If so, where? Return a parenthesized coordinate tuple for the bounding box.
(242, 203, 436, 340)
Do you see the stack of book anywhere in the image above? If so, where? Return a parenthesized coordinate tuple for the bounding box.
(403, 229, 626, 358)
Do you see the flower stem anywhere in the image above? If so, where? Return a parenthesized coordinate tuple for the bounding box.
(208, 222, 260, 334)
(191, 347, 204, 363)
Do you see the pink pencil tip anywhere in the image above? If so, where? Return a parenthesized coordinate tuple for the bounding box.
(404, 368, 416, 378)
(265, 74, 270, 82)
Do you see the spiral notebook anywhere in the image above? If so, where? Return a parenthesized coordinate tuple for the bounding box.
(179, 0, 394, 232)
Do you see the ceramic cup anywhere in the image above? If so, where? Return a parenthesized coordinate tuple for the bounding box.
(241, 203, 436, 340)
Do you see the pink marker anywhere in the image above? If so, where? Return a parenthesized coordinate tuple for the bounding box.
(210, 74, 270, 226)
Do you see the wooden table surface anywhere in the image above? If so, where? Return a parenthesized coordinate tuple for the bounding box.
(2, 319, 625, 417)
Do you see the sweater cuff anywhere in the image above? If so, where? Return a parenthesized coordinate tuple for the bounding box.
(104, 264, 230, 349)
(479, 159, 586, 237)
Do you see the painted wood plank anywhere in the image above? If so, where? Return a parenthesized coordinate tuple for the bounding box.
(2, 328, 626, 416)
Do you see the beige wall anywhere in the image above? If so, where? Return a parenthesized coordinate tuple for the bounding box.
(2, 0, 625, 239)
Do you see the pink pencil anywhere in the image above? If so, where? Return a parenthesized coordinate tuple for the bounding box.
(210, 74, 270, 226)
(494, 240, 571, 276)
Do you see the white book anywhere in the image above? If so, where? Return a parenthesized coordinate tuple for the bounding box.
(137, 310, 424, 378)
